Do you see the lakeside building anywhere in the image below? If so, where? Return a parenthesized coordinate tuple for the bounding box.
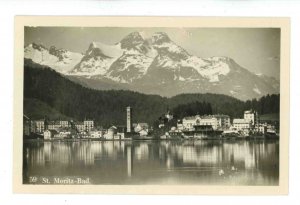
(56, 128, 72, 138)
(43, 129, 59, 140)
(199, 115, 219, 130)
(90, 128, 105, 138)
(31, 119, 74, 134)
(214, 114, 231, 129)
(165, 111, 173, 122)
(84, 119, 94, 132)
(59, 120, 70, 128)
(48, 121, 61, 130)
(133, 123, 149, 132)
(74, 121, 85, 133)
(106, 126, 117, 139)
(232, 110, 259, 132)
(182, 114, 230, 131)
(23, 115, 31, 136)
(244, 110, 259, 125)
(258, 124, 268, 134)
(182, 115, 201, 130)
(33, 119, 46, 133)
(177, 120, 184, 131)
(232, 119, 251, 130)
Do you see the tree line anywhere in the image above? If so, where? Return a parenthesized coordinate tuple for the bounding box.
(24, 59, 280, 127)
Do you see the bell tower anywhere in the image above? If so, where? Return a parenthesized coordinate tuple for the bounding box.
(126, 106, 132, 133)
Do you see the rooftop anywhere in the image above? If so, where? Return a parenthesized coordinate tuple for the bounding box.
(233, 119, 249, 124)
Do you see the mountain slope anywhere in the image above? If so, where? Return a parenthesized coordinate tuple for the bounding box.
(24, 43, 83, 73)
(24, 59, 279, 126)
(24, 98, 72, 120)
(24, 59, 249, 126)
(24, 32, 279, 101)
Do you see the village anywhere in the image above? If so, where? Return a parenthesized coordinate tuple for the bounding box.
(23, 106, 279, 141)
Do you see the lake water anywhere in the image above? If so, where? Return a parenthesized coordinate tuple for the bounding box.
(23, 140, 279, 185)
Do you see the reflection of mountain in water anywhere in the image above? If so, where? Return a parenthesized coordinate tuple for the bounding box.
(23, 140, 279, 185)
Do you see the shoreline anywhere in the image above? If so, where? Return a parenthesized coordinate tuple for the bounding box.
(23, 137, 279, 142)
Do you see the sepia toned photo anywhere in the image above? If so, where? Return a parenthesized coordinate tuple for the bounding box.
(14, 16, 289, 194)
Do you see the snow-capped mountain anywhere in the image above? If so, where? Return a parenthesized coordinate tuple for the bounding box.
(24, 32, 280, 101)
(24, 43, 83, 73)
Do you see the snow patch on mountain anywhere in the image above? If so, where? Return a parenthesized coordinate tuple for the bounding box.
(24, 32, 279, 100)
(24, 43, 83, 73)
(253, 84, 262, 95)
(89, 42, 123, 58)
(71, 56, 112, 76)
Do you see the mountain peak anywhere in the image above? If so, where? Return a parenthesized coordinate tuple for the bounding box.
(120, 31, 145, 48)
(151, 32, 171, 44)
(26, 42, 48, 51)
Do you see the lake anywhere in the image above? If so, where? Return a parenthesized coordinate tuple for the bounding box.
(23, 140, 279, 185)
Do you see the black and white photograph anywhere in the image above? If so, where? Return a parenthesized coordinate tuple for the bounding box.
(13, 16, 289, 194)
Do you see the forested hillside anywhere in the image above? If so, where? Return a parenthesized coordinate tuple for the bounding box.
(24, 59, 279, 127)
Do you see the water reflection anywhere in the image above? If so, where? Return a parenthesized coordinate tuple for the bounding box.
(23, 140, 279, 185)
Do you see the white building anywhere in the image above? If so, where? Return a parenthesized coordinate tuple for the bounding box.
(59, 120, 70, 128)
(56, 128, 71, 138)
(165, 111, 173, 121)
(177, 120, 184, 131)
(74, 122, 85, 132)
(90, 129, 104, 138)
(105, 126, 117, 139)
(258, 124, 267, 134)
(133, 123, 149, 133)
(84, 120, 94, 131)
(47, 121, 61, 130)
(43, 129, 58, 140)
(182, 115, 201, 130)
(232, 119, 251, 130)
(244, 110, 258, 125)
(213, 114, 231, 129)
(199, 116, 219, 130)
(33, 119, 45, 133)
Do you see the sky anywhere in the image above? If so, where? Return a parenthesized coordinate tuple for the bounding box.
(24, 27, 280, 79)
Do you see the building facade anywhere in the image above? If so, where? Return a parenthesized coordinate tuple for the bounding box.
(232, 119, 251, 130)
(43, 129, 58, 140)
(33, 119, 45, 133)
(74, 122, 85, 133)
(47, 121, 61, 130)
(84, 120, 94, 132)
(199, 116, 219, 130)
(182, 115, 201, 130)
(244, 110, 258, 125)
(59, 120, 70, 128)
(23, 115, 31, 136)
(213, 114, 231, 129)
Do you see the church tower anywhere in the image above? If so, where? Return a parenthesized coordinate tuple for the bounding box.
(126, 106, 132, 132)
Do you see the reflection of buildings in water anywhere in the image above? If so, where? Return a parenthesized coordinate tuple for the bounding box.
(134, 143, 149, 161)
(156, 141, 275, 171)
(100, 141, 124, 160)
(43, 142, 52, 163)
(166, 155, 174, 169)
(26, 140, 278, 182)
(27, 143, 45, 166)
(29, 141, 129, 168)
(127, 146, 132, 177)
(50, 142, 72, 165)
